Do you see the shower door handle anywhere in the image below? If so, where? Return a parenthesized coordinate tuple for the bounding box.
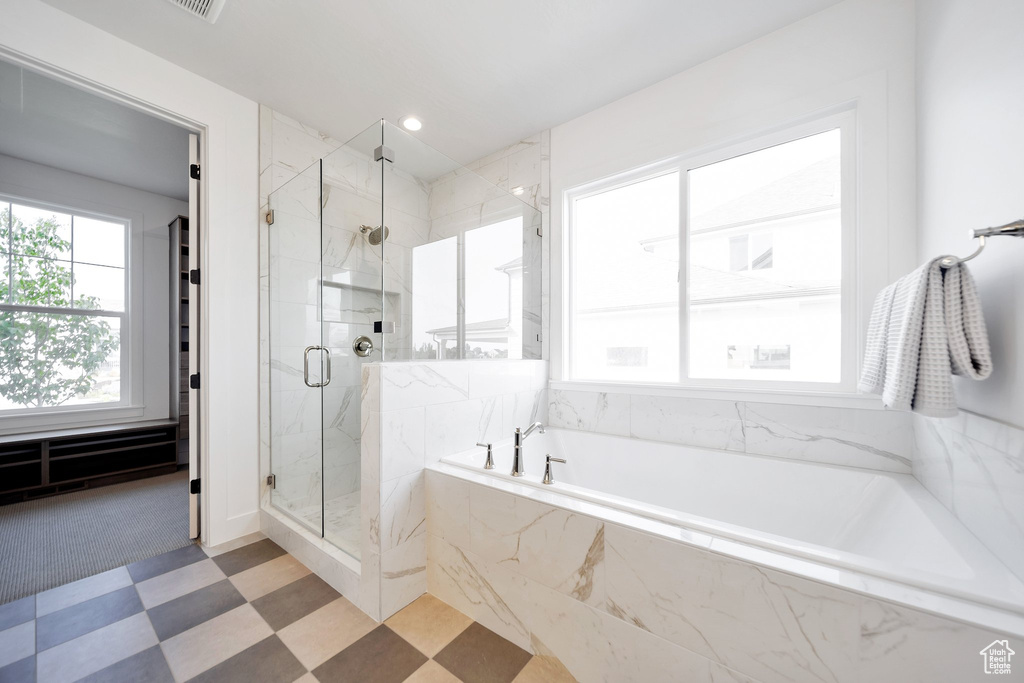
(303, 345, 331, 388)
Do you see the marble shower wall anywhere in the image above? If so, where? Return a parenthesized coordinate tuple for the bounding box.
(914, 411, 1024, 583)
(364, 360, 548, 619)
(426, 467, 1008, 683)
(548, 389, 915, 472)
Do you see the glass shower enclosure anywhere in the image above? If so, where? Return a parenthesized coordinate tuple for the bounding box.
(268, 120, 541, 563)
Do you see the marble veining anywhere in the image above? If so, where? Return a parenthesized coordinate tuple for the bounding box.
(549, 389, 915, 473)
(913, 411, 1024, 583)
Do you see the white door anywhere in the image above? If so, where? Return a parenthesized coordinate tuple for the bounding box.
(187, 133, 201, 540)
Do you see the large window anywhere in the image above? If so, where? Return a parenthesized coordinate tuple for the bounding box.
(0, 197, 128, 413)
(566, 116, 850, 389)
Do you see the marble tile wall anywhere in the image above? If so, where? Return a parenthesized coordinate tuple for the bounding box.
(367, 360, 548, 619)
(426, 468, 1009, 683)
(914, 411, 1024, 583)
(548, 389, 915, 472)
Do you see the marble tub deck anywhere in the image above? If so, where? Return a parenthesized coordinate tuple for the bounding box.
(0, 534, 575, 683)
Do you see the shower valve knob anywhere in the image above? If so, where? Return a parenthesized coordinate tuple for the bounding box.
(353, 336, 374, 357)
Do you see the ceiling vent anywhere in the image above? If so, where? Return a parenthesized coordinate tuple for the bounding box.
(166, 0, 227, 23)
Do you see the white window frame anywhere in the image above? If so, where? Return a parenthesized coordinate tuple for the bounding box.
(562, 109, 858, 396)
(0, 193, 133, 419)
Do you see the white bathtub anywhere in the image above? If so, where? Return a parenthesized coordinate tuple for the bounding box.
(440, 428, 1024, 619)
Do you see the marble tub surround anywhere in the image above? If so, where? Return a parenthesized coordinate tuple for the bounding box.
(426, 466, 1017, 683)
(549, 388, 914, 472)
(365, 360, 548, 620)
(914, 411, 1024, 583)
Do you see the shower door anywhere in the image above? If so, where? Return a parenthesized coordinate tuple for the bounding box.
(268, 122, 385, 562)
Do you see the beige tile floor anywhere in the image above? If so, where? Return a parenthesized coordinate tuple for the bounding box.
(0, 534, 576, 682)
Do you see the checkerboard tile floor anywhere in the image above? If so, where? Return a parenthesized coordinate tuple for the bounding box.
(0, 535, 575, 683)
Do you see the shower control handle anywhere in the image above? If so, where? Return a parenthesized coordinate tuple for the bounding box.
(353, 336, 374, 358)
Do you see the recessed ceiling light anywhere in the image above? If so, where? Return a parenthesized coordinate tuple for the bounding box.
(511, 186, 525, 196)
(400, 116, 423, 132)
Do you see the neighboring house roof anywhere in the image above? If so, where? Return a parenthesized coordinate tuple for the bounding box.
(495, 256, 523, 273)
(575, 156, 841, 313)
(426, 318, 511, 341)
(575, 261, 838, 313)
(691, 156, 840, 233)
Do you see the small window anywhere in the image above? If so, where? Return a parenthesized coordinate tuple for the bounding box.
(566, 116, 849, 389)
(0, 197, 128, 413)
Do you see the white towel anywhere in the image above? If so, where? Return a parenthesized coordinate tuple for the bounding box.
(859, 258, 992, 417)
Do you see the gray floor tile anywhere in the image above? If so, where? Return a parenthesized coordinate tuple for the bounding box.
(0, 598, 33, 632)
(36, 585, 143, 651)
(127, 544, 206, 583)
(147, 580, 246, 641)
(0, 655, 34, 683)
(188, 635, 305, 683)
(312, 625, 426, 683)
(77, 645, 174, 683)
(434, 622, 532, 683)
(250, 574, 340, 631)
(210, 539, 287, 577)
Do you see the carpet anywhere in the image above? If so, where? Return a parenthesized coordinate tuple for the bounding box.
(0, 470, 192, 604)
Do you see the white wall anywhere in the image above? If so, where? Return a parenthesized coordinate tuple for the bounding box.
(0, 153, 185, 433)
(917, 0, 1024, 426)
(1, 0, 260, 546)
(913, 0, 1024, 583)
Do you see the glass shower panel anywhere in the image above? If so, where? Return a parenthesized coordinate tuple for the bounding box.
(268, 161, 324, 536)
(380, 121, 542, 360)
(320, 122, 385, 559)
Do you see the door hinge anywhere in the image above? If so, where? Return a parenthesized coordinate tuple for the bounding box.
(190, 269, 200, 285)
(266, 209, 274, 225)
(190, 163, 200, 180)
(373, 320, 396, 334)
(190, 373, 200, 389)
(266, 474, 276, 489)
(190, 478, 201, 494)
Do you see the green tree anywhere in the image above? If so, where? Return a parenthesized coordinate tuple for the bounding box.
(0, 208, 120, 408)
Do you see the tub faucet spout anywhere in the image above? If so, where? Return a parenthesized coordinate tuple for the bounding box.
(512, 422, 545, 477)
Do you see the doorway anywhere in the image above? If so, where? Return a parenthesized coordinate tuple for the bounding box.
(0, 57, 201, 601)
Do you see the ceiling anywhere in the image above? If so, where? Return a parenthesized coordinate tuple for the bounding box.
(37, 0, 840, 165)
(0, 58, 190, 201)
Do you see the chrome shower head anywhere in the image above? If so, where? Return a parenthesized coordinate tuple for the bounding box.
(359, 224, 389, 246)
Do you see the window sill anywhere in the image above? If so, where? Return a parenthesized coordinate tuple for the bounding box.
(548, 380, 886, 410)
(0, 405, 148, 436)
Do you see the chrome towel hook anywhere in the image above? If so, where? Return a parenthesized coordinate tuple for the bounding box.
(939, 218, 1024, 269)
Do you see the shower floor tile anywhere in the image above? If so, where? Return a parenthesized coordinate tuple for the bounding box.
(3, 534, 576, 682)
(292, 491, 362, 560)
